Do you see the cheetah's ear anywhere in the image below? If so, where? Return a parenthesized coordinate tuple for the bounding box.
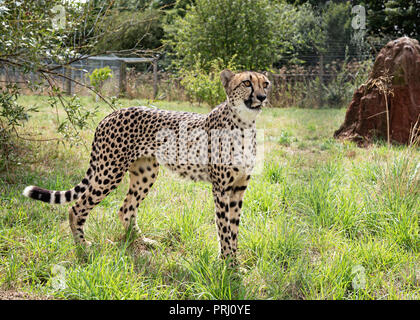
(220, 69, 235, 92)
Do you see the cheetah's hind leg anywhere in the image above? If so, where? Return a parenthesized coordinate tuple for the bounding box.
(68, 167, 126, 246)
(118, 157, 159, 247)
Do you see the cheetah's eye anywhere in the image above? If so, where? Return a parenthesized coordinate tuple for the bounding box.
(243, 80, 252, 87)
(263, 82, 269, 89)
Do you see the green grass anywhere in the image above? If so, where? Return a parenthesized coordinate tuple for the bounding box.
(0, 95, 418, 300)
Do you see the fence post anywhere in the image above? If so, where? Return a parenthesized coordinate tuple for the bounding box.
(119, 60, 127, 97)
(153, 58, 158, 99)
(65, 66, 72, 95)
(318, 53, 324, 108)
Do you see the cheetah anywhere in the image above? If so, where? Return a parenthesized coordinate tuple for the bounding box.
(23, 69, 270, 263)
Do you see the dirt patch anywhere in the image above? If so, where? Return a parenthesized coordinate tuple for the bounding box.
(334, 37, 420, 146)
(129, 237, 157, 258)
(0, 289, 51, 300)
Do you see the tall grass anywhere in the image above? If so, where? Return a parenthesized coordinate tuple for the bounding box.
(0, 96, 418, 300)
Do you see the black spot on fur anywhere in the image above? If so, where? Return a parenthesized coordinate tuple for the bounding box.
(54, 192, 61, 204)
(234, 186, 247, 192)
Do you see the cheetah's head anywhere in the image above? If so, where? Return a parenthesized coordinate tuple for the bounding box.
(220, 69, 271, 122)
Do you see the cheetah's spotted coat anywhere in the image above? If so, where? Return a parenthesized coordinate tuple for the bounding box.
(23, 69, 270, 262)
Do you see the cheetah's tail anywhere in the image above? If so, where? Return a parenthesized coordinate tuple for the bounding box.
(22, 177, 90, 205)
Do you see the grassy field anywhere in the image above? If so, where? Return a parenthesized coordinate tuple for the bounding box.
(0, 95, 418, 300)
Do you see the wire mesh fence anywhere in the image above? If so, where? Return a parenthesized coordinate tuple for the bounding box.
(0, 55, 158, 97)
(0, 52, 375, 108)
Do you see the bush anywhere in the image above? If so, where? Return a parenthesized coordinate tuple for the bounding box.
(88, 67, 113, 101)
(93, 8, 163, 53)
(164, 0, 276, 71)
(0, 84, 37, 164)
(179, 57, 237, 106)
(323, 59, 374, 108)
(89, 67, 113, 90)
(0, 0, 116, 166)
(323, 69, 353, 108)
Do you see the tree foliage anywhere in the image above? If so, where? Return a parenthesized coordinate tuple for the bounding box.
(272, 2, 324, 66)
(0, 0, 124, 164)
(362, 0, 420, 39)
(277, 1, 368, 65)
(1, 0, 418, 162)
(164, 0, 276, 71)
(179, 57, 238, 106)
(93, 8, 163, 54)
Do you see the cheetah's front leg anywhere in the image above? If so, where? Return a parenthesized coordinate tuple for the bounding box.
(228, 177, 249, 258)
(213, 186, 234, 262)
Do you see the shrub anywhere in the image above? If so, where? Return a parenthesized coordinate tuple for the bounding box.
(0, 84, 38, 165)
(88, 67, 113, 100)
(323, 58, 373, 108)
(0, 0, 117, 166)
(322, 68, 353, 108)
(164, 0, 276, 71)
(93, 8, 163, 53)
(179, 57, 237, 106)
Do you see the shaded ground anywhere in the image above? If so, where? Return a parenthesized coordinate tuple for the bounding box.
(0, 289, 51, 300)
